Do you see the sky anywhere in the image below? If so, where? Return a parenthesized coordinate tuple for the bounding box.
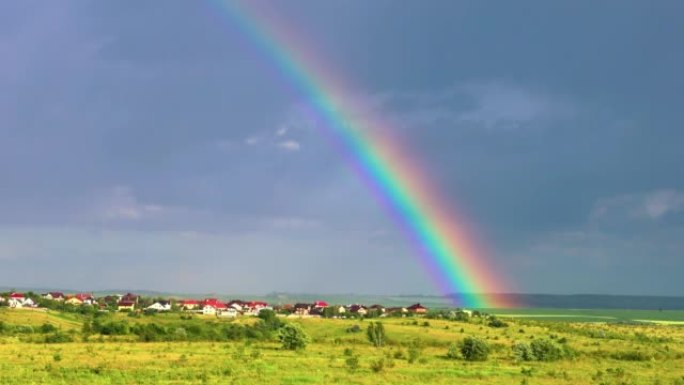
(1, 1, 683, 296)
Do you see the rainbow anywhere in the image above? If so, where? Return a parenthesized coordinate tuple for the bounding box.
(210, 1, 513, 308)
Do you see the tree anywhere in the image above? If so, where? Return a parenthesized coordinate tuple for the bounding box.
(278, 323, 309, 351)
(257, 309, 282, 331)
(459, 337, 490, 361)
(366, 322, 386, 348)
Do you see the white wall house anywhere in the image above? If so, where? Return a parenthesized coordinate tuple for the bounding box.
(217, 308, 238, 318)
(146, 302, 172, 312)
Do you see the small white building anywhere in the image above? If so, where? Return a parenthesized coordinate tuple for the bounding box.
(217, 308, 238, 318)
(146, 301, 172, 312)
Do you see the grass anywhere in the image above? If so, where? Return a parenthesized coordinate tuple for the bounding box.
(1, 308, 683, 384)
(489, 307, 684, 323)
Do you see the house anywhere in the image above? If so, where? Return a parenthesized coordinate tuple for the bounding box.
(180, 299, 200, 311)
(201, 298, 227, 315)
(70, 293, 95, 305)
(146, 301, 172, 312)
(243, 301, 268, 316)
(121, 293, 138, 304)
(348, 304, 368, 316)
(117, 300, 136, 311)
(386, 307, 408, 315)
(217, 308, 238, 318)
(336, 305, 346, 314)
(8, 292, 31, 308)
(293, 303, 312, 316)
(227, 300, 244, 312)
(407, 303, 428, 314)
(369, 304, 386, 313)
(42, 292, 65, 301)
(65, 296, 84, 306)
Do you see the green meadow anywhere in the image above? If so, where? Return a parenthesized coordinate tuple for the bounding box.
(1, 307, 684, 385)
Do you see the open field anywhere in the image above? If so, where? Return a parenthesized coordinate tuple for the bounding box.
(490, 308, 684, 323)
(1, 308, 684, 384)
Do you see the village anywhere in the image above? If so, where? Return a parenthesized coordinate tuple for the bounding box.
(0, 291, 433, 319)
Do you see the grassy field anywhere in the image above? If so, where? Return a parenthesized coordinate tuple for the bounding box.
(490, 308, 684, 323)
(1, 308, 683, 384)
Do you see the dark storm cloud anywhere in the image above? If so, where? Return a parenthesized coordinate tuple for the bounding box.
(0, 1, 682, 295)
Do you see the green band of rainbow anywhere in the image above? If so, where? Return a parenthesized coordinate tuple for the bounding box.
(210, 0, 513, 308)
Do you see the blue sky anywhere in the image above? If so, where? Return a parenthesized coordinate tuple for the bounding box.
(1, 1, 682, 296)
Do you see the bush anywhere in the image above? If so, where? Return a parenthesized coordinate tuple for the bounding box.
(40, 323, 58, 334)
(460, 337, 490, 361)
(610, 350, 652, 361)
(487, 316, 508, 328)
(370, 358, 385, 373)
(257, 309, 282, 330)
(367, 322, 386, 348)
(278, 323, 309, 351)
(45, 332, 73, 343)
(446, 343, 460, 359)
(407, 341, 422, 364)
(346, 324, 361, 333)
(530, 339, 563, 361)
(345, 356, 360, 372)
(513, 342, 536, 361)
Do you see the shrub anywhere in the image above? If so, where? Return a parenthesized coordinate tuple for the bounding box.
(278, 323, 309, 351)
(40, 323, 58, 334)
(45, 332, 73, 343)
(407, 341, 421, 364)
(346, 325, 361, 333)
(446, 343, 460, 360)
(345, 356, 360, 372)
(366, 322, 386, 348)
(257, 309, 282, 330)
(610, 350, 652, 361)
(460, 337, 490, 361)
(530, 339, 563, 361)
(513, 342, 536, 361)
(370, 358, 385, 373)
(487, 316, 508, 328)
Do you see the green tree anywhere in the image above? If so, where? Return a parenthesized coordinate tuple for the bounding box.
(366, 322, 386, 348)
(278, 323, 309, 351)
(460, 337, 490, 361)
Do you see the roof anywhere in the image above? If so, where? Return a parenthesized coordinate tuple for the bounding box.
(407, 303, 427, 310)
(202, 298, 227, 309)
(75, 293, 93, 301)
(118, 300, 136, 306)
(10, 292, 25, 298)
(48, 292, 65, 297)
(246, 301, 268, 307)
(180, 299, 200, 305)
(314, 301, 329, 307)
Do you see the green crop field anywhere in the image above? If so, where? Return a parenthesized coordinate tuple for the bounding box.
(1, 308, 683, 385)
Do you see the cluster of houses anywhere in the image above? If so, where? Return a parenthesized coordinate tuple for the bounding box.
(1, 291, 429, 318)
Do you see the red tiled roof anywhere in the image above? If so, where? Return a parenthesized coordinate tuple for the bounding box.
(10, 292, 24, 298)
(314, 301, 329, 307)
(181, 299, 200, 305)
(202, 298, 227, 309)
(75, 293, 93, 301)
